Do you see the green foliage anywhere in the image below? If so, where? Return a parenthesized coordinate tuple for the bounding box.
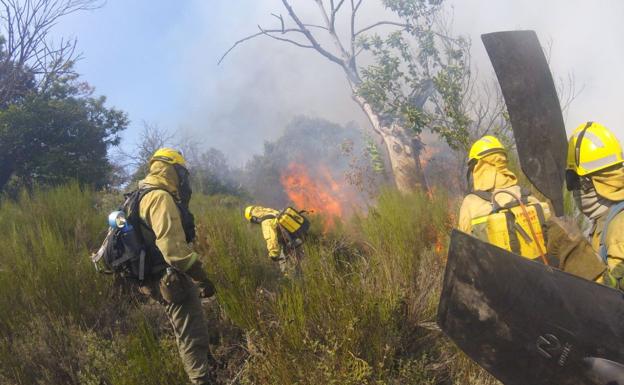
(366, 138, 386, 174)
(0, 73, 128, 194)
(0, 184, 497, 385)
(356, 0, 472, 150)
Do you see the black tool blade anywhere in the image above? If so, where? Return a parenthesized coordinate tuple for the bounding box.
(482, 31, 568, 216)
(438, 230, 624, 385)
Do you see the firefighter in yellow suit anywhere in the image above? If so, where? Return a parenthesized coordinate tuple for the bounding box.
(244, 205, 300, 273)
(548, 121, 624, 286)
(458, 135, 543, 239)
(136, 148, 217, 385)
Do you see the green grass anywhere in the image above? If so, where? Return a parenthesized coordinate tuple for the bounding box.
(0, 184, 497, 385)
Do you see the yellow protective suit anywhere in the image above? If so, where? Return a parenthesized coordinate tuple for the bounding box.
(137, 160, 215, 385)
(248, 206, 282, 258)
(138, 160, 198, 272)
(589, 167, 624, 287)
(458, 153, 540, 236)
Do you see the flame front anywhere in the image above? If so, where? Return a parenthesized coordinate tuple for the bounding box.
(280, 163, 347, 231)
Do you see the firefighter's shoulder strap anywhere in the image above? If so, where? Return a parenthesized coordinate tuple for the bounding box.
(469, 188, 531, 211)
(127, 187, 196, 243)
(599, 201, 624, 263)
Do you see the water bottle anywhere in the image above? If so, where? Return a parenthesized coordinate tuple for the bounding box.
(107, 210, 143, 261)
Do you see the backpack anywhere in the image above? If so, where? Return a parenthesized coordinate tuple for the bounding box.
(599, 201, 624, 263)
(469, 189, 551, 260)
(277, 207, 310, 240)
(91, 187, 195, 280)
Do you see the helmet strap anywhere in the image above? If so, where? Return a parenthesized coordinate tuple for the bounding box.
(575, 121, 594, 168)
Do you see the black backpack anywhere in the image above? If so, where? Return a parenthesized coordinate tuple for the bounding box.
(92, 188, 195, 280)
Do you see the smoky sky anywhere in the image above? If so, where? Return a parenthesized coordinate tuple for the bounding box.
(179, 0, 624, 164)
(54, 0, 624, 165)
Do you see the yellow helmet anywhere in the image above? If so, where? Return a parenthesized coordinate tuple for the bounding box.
(150, 148, 187, 168)
(566, 122, 623, 176)
(468, 135, 506, 163)
(244, 206, 254, 222)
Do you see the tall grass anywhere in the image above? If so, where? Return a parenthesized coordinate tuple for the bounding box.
(0, 185, 497, 385)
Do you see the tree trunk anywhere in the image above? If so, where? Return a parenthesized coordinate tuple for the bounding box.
(353, 95, 427, 193)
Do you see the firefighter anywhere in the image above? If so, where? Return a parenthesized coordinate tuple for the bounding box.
(244, 205, 305, 274)
(547, 122, 624, 284)
(458, 136, 546, 239)
(135, 148, 218, 385)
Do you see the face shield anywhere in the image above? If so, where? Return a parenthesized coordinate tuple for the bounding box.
(566, 170, 594, 192)
(174, 164, 192, 207)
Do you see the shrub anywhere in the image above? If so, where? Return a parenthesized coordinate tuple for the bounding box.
(0, 184, 497, 385)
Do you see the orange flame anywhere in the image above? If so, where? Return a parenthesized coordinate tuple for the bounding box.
(280, 163, 350, 231)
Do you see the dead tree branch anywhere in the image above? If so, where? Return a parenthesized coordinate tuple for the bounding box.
(0, 0, 103, 104)
(355, 21, 409, 37)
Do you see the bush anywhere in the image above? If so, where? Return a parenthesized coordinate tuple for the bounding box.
(0, 184, 497, 385)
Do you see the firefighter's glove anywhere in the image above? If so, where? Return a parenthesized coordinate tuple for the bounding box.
(546, 218, 606, 280)
(186, 261, 216, 298)
(603, 262, 624, 291)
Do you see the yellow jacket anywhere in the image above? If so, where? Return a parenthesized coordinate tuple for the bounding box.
(249, 206, 282, 258)
(458, 185, 541, 236)
(459, 152, 543, 237)
(137, 160, 198, 272)
(591, 212, 624, 273)
(587, 167, 624, 283)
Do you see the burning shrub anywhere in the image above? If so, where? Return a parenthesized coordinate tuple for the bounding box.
(241, 116, 385, 225)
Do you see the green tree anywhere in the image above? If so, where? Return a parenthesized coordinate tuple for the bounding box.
(0, 73, 128, 193)
(221, 0, 470, 193)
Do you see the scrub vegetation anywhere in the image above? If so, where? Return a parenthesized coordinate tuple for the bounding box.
(0, 183, 499, 385)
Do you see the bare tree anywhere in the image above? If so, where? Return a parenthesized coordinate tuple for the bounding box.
(220, 0, 470, 193)
(0, 0, 102, 105)
(119, 121, 174, 168)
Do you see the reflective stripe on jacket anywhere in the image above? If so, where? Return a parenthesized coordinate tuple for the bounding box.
(458, 185, 541, 238)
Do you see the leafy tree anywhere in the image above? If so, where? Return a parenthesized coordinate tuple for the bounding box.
(192, 148, 243, 196)
(0, 73, 128, 193)
(118, 122, 175, 186)
(221, 0, 470, 193)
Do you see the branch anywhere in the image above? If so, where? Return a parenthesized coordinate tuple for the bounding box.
(355, 21, 409, 37)
(270, 12, 284, 31)
(349, 0, 363, 56)
(257, 25, 314, 49)
(281, 0, 344, 67)
(329, 0, 345, 31)
(218, 26, 310, 65)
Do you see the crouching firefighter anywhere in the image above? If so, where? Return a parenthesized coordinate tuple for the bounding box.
(93, 148, 218, 385)
(243, 205, 309, 275)
(459, 136, 553, 262)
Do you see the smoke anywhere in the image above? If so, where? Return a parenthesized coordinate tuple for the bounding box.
(173, 0, 624, 166)
(173, 1, 392, 165)
(450, 0, 624, 136)
(53, 0, 624, 166)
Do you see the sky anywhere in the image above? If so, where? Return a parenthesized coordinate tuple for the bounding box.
(53, 0, 624, 166)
